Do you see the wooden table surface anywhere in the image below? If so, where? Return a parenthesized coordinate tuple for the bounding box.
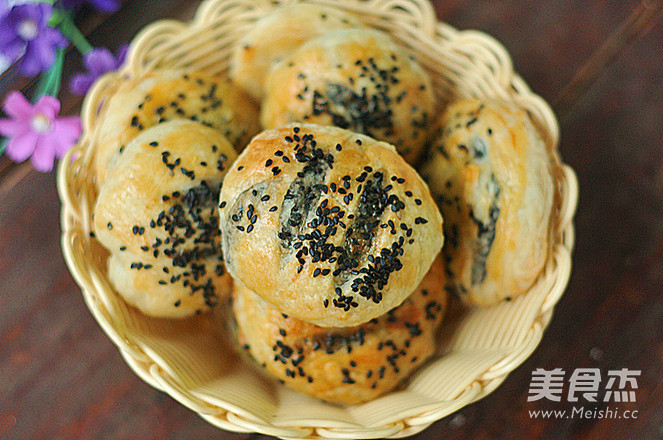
(1, 1, 662, 439)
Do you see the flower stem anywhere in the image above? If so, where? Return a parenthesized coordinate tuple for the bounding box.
(53, 9, 93, 55)
(34, 49, 65, 100)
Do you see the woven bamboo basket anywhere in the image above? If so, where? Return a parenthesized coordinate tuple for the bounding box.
(58, 0, 578, 437)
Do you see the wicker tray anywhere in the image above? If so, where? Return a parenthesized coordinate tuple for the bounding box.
(57, 0, 578, 437)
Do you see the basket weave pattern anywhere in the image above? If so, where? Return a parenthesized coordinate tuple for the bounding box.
(58, 0, 578, 437)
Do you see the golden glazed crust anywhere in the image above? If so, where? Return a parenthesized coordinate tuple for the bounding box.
(232, 256, 447, 405)
(94, 120, 238, 318)
(219, 124, 443, 327)
(420, 99, 555, 306)
(229, 3, 359, 100)
(93, 70, 259, 186)
(261, 28, 436, 165)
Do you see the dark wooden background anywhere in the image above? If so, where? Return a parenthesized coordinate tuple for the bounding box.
(1, 1, 662, 439)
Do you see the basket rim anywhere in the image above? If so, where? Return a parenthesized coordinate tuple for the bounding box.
(57, 0, 579, 438)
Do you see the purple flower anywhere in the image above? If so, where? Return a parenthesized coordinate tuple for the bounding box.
(70, 45, 128, 95)
(60, 0, 120, 13)
(0, 92, 82, 172)
(0, 3, 68, 76)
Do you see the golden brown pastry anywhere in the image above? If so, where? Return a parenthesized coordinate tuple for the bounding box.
(218, 124, 443, 327)
(420, 99, 555, 306)
(94, 120, 238, 318)
(261, 28, 436, 164)
(229, 3, 359, 100)
(232, 256, 447, 404)
(93, 70, 259, 186)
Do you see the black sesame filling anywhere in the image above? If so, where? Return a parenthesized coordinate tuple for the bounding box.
(468, 173, 500, 285)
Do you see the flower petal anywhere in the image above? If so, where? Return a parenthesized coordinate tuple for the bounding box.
(69, 73, 95, 95)
(2, 91, 34, 119)
(19, 44, 46, 76)
(0, 29, 24, 60)
(30, 38, 56, 69)
(33, 95, 61, 121)
(116, 44, 129, 65)
(90, 0, 120, 13)
(85, 48, 116, 74)
(44, 27, 68, 49)
(51, 116, 82, 157)
(30, 136, 57, 172)
(5, 131, 38, 163)
(0, 118, 30, 137)
(34, 3, 54, 28)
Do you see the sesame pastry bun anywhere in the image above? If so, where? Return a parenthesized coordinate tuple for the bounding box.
(93, 70, 259, 186)
(420, 99, 555, 307)
(94, 120, 238, 318)
(232, 255, 448, 405)
(261, 28, 436, 165)
(229, 3, 360, 100)
(218, 124, 444, 327)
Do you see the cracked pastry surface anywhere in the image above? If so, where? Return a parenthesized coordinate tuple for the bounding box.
(261, 28, 436, 165)
(219, 123, 443, 327)
(420, 99, 555, 306)
(94, 120, 238, 318)
(232, 255, 447, 404)
(93, 70, 259, 186)
(229, 3, 359, 100)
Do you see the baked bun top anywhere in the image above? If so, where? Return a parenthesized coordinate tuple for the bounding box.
(219, 123, 443, 327)
(93, 70, 259, 186)
(229, 3, 359, 100)
(261, 28, 436, 165)
(94, 120, 238, 317)
(420, 99, 555, 306)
